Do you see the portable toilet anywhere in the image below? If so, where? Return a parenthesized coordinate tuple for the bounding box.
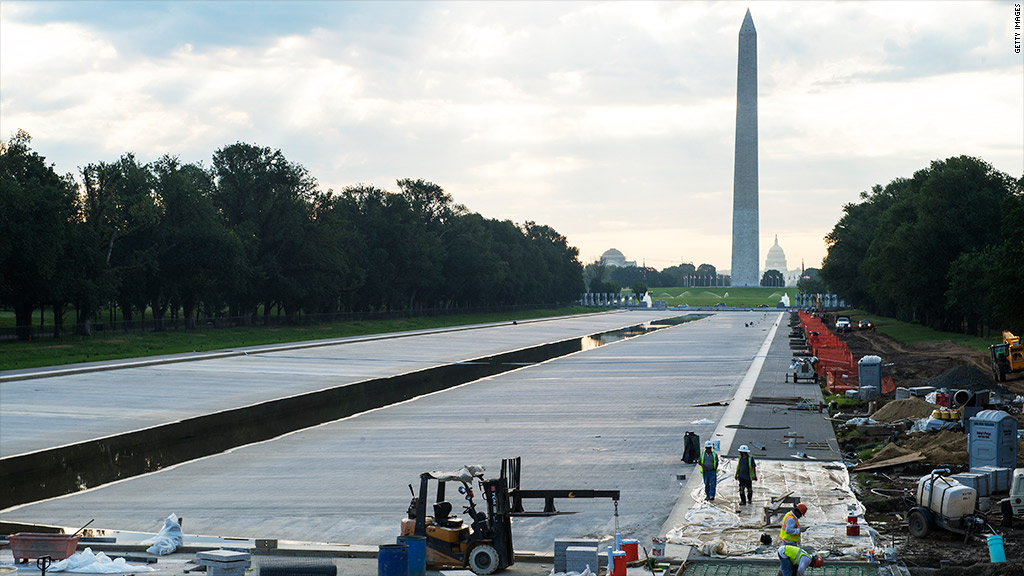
(968, 410, 1018, 470)
(858, 355, 882, 400)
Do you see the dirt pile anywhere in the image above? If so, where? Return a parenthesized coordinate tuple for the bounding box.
(926, 364, 1009, 394)
(865, 429, 968, 466)
(904, 429, 969, 465)
(872, 397, 936, 422)
(868, 442, 911, 461)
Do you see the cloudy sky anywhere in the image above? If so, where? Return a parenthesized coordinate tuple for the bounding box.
(2, 1, 1021, 273)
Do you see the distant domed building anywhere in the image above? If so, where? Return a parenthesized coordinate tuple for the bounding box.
(600, 248, 636, 267)
(764, 236, 788, 280)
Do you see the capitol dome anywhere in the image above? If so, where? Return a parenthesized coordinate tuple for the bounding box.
(764, 235, 787, 273)
(600, 248, 627, 267)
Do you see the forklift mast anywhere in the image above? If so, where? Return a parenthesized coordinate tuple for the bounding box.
(481, 476, 514, 567)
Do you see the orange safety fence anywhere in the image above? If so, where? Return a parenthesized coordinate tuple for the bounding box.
(797, 310, 892, 396)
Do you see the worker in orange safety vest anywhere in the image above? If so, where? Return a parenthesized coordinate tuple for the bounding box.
(779, 503, 808, 545)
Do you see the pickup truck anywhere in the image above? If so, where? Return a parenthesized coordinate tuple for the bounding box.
(835, 317, 851, 333)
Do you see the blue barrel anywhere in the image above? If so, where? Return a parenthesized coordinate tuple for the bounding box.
(397, 535, 426, 576)
(378, 544, 408, 576)
(987, 534, 1005, 563)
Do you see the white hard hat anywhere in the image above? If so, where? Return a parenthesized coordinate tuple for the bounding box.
(704, 441, 713, 448)
(739, 445, 750, 452)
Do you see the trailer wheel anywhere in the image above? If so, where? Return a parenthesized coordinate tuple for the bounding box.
(468, 544, 499, 575)
(908, 508, 932, 538)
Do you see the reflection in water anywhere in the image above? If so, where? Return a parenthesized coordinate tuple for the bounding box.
(577, 316, 698, 352)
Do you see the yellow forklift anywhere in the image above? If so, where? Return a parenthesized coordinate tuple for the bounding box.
(991, 331, 1024, 382)
(400, 457, 619, 574)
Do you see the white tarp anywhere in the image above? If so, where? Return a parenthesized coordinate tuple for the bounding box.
(48, 548, 155, 573)
(140, 513, 183, 555)
(666, 460, 874, 560)
(427, 465, 486, 483)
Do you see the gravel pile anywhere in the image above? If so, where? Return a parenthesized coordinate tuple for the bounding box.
(925, 365, 1009, 394)
(872, 397, 936, 422)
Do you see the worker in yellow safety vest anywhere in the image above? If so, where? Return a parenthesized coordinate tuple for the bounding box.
(697, 441, 719, 501)
(779, 503, 807, 545)
(777, 544, 823, 576)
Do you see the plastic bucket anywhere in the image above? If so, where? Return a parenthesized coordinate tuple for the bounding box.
(610, 551, 626, 576)
(987, 535, 1006, 563)
(378, 544, 408, 576)
(397, 536, 426, 576)
(621, 539, 639, 562)
(650, 538, 666, 558)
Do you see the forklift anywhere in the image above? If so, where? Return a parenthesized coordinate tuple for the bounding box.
(400, 457, 620, 575)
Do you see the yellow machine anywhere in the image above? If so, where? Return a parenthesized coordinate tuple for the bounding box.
(990, 331, 1024, 382)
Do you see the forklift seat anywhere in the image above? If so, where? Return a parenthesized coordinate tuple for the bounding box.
(433, 502, 463, 528)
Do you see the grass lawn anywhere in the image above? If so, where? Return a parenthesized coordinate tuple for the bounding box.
(644, 286, 798, 308)
(0, 306, 600, 371)
(838, 309, 1001, 352)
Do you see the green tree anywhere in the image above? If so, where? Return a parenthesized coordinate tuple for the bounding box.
(522, 221, 584, 303)
(797, 267, 826, 294)
(862, 156, 1009, 328)
(695, 263, 718, 286)
(440, 212, 505, 306)
(152, 156, 244, 329)
(211, 142, 317, 322)
(760, 269, 784, 287)
(0, 130, 79, 340)
(660, 263, 696, 286)
(820, 183, 899, 310)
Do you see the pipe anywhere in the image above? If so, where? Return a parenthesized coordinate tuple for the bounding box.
(952, 389, 973, 407)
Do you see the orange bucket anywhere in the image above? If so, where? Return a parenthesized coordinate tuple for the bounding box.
(621, 539, 639, 562)
(611, 551, 626, 576)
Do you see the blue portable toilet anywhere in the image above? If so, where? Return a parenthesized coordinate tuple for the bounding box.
(858, 355, 882, 400)
(968, 410, 1018, 470)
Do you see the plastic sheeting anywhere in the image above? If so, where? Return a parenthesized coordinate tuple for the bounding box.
(427, 465, 486, 483)
(139, 514, 183, 556)
(666, 460, 873, 560)
(49, 548, 155, 573)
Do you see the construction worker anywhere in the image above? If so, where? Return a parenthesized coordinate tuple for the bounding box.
(734, 445, 756, 505)
(777, 544, 823, 576)
(698, 441, 719, 501)
(779, 503, 808, 545)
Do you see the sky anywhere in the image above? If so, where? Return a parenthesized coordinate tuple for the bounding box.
(2, 1, 1021, 274)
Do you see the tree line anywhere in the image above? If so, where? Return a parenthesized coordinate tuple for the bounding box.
(0, 131, 584, 341)
(584, 261, 725, 294)
(820, 155, 1023, 335)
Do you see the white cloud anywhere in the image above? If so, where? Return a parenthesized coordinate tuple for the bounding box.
(1, 0, 1020, 274)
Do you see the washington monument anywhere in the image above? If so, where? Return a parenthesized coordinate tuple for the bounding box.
(730, 9, 759, 287)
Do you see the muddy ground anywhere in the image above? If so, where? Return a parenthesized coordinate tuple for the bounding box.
(820, 321, 1024, 572)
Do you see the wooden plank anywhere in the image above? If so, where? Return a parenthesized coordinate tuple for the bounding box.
(747, 396, 802, 405)
(849, 452, 924, 472)
(691, 398, 733, 407)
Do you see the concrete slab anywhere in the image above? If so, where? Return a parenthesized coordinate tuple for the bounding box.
(728, 315, 841, 462)
(1, 312, 780, 556)
(1, 311, 683, 457)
